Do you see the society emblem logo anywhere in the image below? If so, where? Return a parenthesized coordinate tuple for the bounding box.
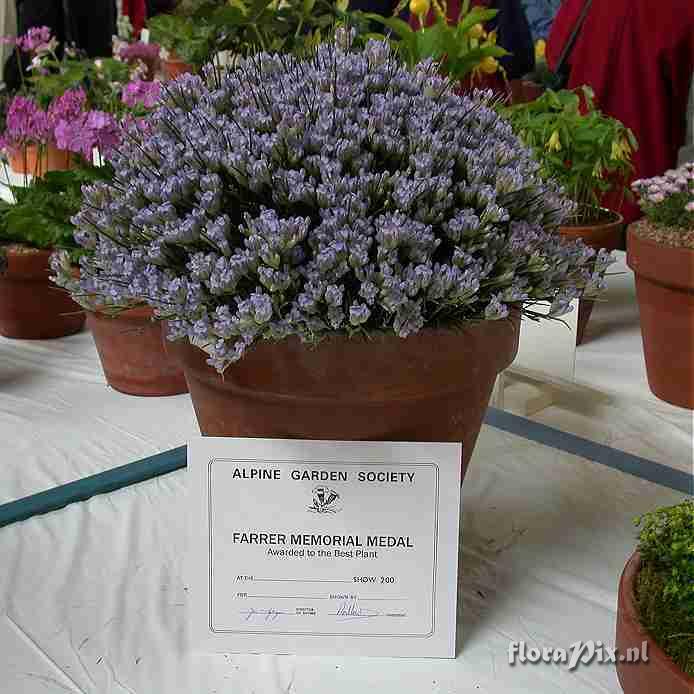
(308, 486, 341, 514)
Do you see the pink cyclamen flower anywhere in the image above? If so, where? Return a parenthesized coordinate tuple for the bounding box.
(1, 95, 51, 147)
(686, 201, 694, 213)
(650, 193, 665, 204)
(16, 26, 53, 53)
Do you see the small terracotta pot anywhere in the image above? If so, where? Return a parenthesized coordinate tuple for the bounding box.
(169, 314, 521, 479)
(7, 144, 73, 176)
(87, 307, 188, 396)
(627, 230, 694, 409)
(509, 79, 544, 105)
(560, 210, 624, 345)
(0, 247, 85, 339)
(616, 552, 694, 694)
(162, 57, 194, 80)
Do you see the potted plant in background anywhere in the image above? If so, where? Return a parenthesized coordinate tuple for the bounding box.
(149, 0, 358, 78)
(46, 85, 187, 397)
(505, 87, 637, 343)
(0, 26, 143, 175)
(69, 37, 612, 477)
(629, 164, 694, 409)
(616, 500, 693, 694)
(52, 249, 188, 397)
(363, 0, 509, 87)
(0, 168, 90, 338)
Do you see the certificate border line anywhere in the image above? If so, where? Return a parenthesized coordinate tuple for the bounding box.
(207, 458, 439, 639)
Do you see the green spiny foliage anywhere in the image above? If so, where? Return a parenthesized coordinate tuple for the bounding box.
(635, 500, 694, 675)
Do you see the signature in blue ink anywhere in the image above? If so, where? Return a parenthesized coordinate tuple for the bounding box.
(333, 600, 380, 620)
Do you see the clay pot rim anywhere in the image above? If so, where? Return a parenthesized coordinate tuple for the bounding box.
(562, 206, 624, 229)
(620, 551, 694, 686)
(2, 245, 51, 259)
(89, 305, 154, 321)
(175, 313, 521, 406)
(627, 227, 694, 292)
(627, 225, 694, 255)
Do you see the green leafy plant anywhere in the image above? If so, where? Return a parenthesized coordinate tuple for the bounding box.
(505, 87, 637, 225)
(0, 165, 112, 259)
(360, 0, 508, 82)
(30, 57, 131, 115)
(149, 0, 354, 68)
(634, 500, 694, 676)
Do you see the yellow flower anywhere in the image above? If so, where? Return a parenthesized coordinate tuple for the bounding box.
(611, 137, 633, 162)
(409, 0, 430, 17)
(469, 23, 485, 40)
(546, 130, 561, 152)
(535, 39, 546, 61)
(479, 56, 499, 75)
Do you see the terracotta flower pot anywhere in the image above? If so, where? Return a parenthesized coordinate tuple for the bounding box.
(560, 210, 624, 345)
(616, 552, 694, 694)
(509, 79, 544, 105)
(87, 307, 188, 396)
(170, 314, 521, 479)
(627, 230, 694, 409)
(0, 247, 85, 339)
(7, 144, 73, 176)
(162, 57, 194, 80)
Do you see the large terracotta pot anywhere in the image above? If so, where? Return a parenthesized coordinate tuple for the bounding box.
(87, 307, 188, 396)
(7, 144, 73, 176)
(171, 314, 521, 479)
(616, 552, 694, 694)
(560, 210, 624, 345)
(162, 56, 194, 80)
(0, 247, 85, 339)
(627, 229, 694, 409)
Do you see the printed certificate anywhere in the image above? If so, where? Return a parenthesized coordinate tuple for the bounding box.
(188, 438, 461, 657)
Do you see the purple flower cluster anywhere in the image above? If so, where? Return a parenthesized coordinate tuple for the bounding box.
(55, 110, 121, 160)
(633, 163, 694, 229)
(118, 41, 161, 63)
(122, 80, 162, 109)
(47, 88, 87, 130)
(0, 95, 51, 148)
(15, 26, 55, 54)
(72, 39, 612, 371)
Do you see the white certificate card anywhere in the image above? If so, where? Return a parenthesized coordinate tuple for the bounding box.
(188, 438, 462, 658)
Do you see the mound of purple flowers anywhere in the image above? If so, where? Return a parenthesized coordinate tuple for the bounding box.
(73, 38, 612, 371)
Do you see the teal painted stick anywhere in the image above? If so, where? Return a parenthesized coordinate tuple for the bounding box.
(0, 446, 187, 529)
(0, 409, 690, 530)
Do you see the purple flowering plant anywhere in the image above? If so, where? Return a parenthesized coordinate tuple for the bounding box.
(0, 95, 51, 149)
(632, 163, 694, 230)
(71, 37, 613, 372)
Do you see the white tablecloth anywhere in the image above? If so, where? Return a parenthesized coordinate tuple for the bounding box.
(0, 330, 685, 693)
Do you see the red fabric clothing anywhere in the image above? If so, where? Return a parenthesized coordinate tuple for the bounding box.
(547, 0, 694, 222)
(122, 0, 147, 36)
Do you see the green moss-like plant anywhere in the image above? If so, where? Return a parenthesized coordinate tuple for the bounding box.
(634, 500, 694, 676)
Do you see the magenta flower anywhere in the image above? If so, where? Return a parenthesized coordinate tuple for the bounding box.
(47, 88, 87, 129)
(86, 111, 121, 156)
(121, 80, 162, 109)
(0, 95, 51, 149)
(55, 110, 122, 160)
(16, 26, 54, 54)
(118, 42, 160, 63)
